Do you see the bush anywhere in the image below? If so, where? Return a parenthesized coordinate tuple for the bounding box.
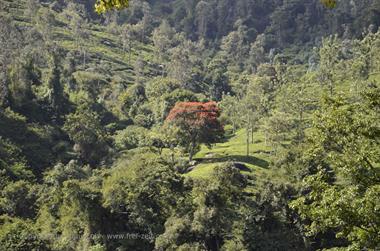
(0, 216, 48, 251)
(114, 126, 149, 150)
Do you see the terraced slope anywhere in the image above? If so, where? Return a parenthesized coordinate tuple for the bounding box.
(2, 0, 159, 84)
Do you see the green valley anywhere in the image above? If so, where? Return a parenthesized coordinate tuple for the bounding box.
(0, 0, 379, 250)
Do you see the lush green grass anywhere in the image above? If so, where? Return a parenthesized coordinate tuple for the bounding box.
(369, 72, 380, 82)
(185, 129, 288, 191)
(184, 163, 220, 179)
(194, 129, 271, 162)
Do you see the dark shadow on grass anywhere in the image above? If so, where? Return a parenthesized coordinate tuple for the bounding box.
(220, 133, 236, 143)
(195, 155, 269, 169)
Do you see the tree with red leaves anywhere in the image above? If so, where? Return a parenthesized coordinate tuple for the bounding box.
(166, 101, 224, 161)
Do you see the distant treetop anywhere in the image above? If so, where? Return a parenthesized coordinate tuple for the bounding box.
(95, 0, 129, 13)
(321, 0, 337, 9)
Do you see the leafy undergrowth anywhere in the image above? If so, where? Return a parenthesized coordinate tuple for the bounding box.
(186, 129, 288, 192)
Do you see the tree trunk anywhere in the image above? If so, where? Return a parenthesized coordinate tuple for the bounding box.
(246, 129, 250, 156)
(297, 109, 304, 140)
(302, 236, 311, 250)
(83, 49, 86, 67)
(264, 131, 268, 146)
(171, 148, 175, 164)
(189, 139, 196, 161)
(0, 68, 9, 107)
(128, 41, 132, 64)
(329, 80, 334, 96)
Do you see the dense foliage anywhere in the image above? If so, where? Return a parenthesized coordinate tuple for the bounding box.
(0, 0, 379, 250)
(95, 0, 130, 13)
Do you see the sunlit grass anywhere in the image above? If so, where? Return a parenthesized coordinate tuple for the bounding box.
(186, 129, 290, 192)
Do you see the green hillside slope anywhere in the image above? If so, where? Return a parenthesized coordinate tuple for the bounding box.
(0, 0, 379, 250)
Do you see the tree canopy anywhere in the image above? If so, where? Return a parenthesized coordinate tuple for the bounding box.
(95, 0, 130, 13)
(166, 102, 224, 160)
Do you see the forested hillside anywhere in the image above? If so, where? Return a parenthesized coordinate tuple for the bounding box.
(0, 0, 379, 250)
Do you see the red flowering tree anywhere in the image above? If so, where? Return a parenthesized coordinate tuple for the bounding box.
(166, 101, 224, 161)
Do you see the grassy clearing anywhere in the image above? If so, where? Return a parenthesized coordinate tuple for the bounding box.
(185, 129, 288, 191)
(194, 129, 271, 163)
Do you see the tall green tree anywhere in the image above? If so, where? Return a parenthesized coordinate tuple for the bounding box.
(120, 23, 134, 63)
(102, 152, 187, 250)
(152, 20, 175, 62)
(156, 163, 248, 250)
(318, 35, 343, 95)
(205, 56, 230, 100)
(0, 16, 22, 108)
(64, 2, 90, 66)
(195, 1, 213, 39)
(220, 20, 249, 71)
(63, 103, 109, 166)
(45, 49, 69, 124)
(9, 57, 40, 114)
(291, 86, 380, 250)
